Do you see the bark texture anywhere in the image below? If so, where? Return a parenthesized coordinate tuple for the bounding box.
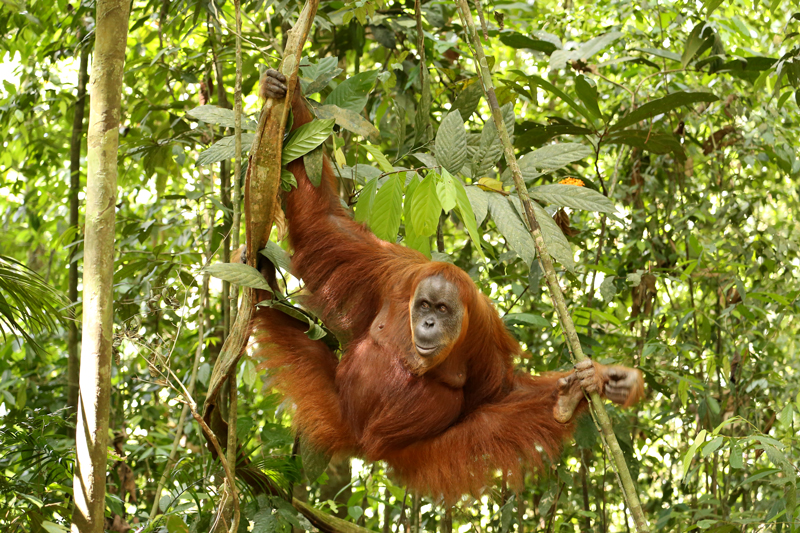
(71, 1, 130, 532)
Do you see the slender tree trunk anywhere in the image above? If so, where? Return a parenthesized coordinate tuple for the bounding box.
(67, 42, 90, 433)
(70, 2, 130, 532)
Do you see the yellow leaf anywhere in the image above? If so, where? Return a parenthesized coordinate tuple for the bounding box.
(477, 177, 505, 192)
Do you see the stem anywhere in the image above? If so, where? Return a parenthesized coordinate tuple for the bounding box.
(455, 3, 650, 532)
(67, 41, 90, 434)
(230, 0, 244, 331)
(70, 1, 131, 531)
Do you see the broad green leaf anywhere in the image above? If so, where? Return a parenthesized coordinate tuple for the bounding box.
(41, 521, 68, 533)
(527, 200, 575, 271)
(682, 430, 707, 480)
(702, 436, 724, 457)
(472, 121, 504, 178)
(187, 105, 257, 130)
(280, 169, 297, 191)
(503, 143, 593, 185)
(520, 72, 594, 124)
(404, 175, 431, 256)
(504, 313, 550, 328)
(325, 70, 378, 112)
(267, 302, 327, 341)
(730, 443, 743, 469)
(610, 92, 719, 131)
(682, 23, 712, 68)
(435, 169, 458, 212)
(412, 152, 438, 168)
(606, 130, 686, 161)
(550, 32, 623, 70)
(575, 75, 602, 120)
(703, 0, 724, 14)
(779, 403, 794, 427)
(314, 103, 380, 143)
(452, 78, 483, 120)
(301, 440, 331, 483)
(369, 174, 403, 242)
(203, 263, 272, 292)
(354, 177, 379, 222)
(435, 111, 468, 174)
(301, 56, 343, 94)
(196, 133, 256, 166)
(452, 178, 484, 259)
(363, 144, 394, 172)
(282, 119, 335, 163)
(410, 174, 443, 236)
(488, 195, 536, 266)
(464, 185, 489, 224)
(530, 184, 616, 213)
(499, 32, 558, 54)
(304, 145, 324, 187)
(259, 241, 291, 272)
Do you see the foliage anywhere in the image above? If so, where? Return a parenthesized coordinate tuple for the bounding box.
(1, 0, 800, 531)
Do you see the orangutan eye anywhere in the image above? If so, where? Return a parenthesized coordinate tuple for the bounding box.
(438, 305, 447, 313)
(420, 301, 430, 309)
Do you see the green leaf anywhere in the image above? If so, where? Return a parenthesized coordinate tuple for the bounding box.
(524, 199, 575, 271)
(499, 32, 558, 54)
(280, 169, 297, 191)
(435, 169, 458, 212)
(521, 73, 595, 124)
(522, 143, 593, 172)
(611, 92, 719, 131)
(504, 313, 550, 328)
(575, 75, 603, 120)
(682, 429, 707, 480)
(730, 442, 743, 469)
(196, 133, 256, 166)
(703, 0, 724, 14)
(453, 178, 484, 259)
(410, 174, 443, 236)
(203, 263, 272, 292)
(472, 120, 504, 178)
(403, 175, 431, 256)
(301, 440, 331, 483)
(550, 32, 623, 70)
(282, 119, 335, 164)
(464, 185, 489, 225)
(354, 177, 379, 222)
(682, 23, 712, 68)
(369, 174, 403, 242)
(259, 241, 291, 272)
(606, 130, 686, 161)
(452, 78, 484, 120)
(187, 105, 257, 130)
(314, 103, 380, 143)
(267, 302, 327, 341)
(702, 436, 724, 457)
(488, 195, 536, 266)
(779, 403, 794, 427)
(325, 70, 378, 113)
(301, 56, 343, 95)
(304, 145, 324, 187)
(363, 144, 394, 173)
(530, 184, 616, 213)
(435, 111, 468, 174)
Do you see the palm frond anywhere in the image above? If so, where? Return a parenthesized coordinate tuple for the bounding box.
(0, 255, 68, 352)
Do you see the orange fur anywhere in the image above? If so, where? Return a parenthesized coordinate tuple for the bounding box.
(248, 79, 642, 503)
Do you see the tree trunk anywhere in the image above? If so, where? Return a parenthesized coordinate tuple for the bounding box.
(70, 1, 130, 532)
(67, 41, 91, 433)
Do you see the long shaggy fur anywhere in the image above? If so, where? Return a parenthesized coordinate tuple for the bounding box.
(248, 80, 642, 503)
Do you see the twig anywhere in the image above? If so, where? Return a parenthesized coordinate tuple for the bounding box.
(455, 2, 651, 532)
